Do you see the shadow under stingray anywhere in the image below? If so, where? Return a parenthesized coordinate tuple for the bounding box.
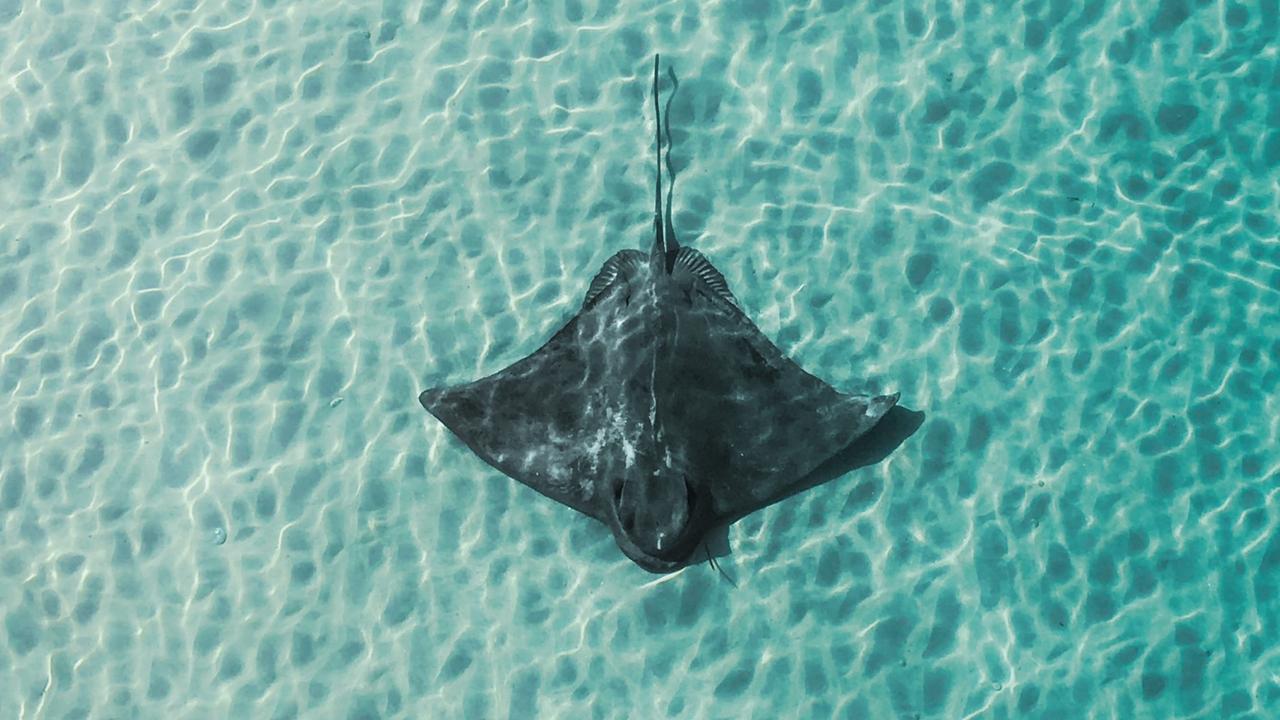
(700, 405, 926, 578)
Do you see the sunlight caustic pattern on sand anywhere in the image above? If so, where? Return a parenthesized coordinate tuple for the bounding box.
(1, 0, 1277, 717)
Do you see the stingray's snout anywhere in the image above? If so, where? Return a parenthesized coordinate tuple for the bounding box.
(606, 473, 697, 572)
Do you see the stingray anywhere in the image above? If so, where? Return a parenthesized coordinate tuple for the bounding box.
(420, 55, 899, 572)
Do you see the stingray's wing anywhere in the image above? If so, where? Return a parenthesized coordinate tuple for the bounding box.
(661, 250, 897, 522)
(419, 251, 648, 521)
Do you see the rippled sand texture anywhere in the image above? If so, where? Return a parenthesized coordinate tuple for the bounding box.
(2, 0, 1278, 717)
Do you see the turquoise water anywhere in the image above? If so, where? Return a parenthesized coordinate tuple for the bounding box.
(2, 0, 1278, 717)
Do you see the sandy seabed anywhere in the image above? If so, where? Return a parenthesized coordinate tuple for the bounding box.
(1, 0, 1278, 718)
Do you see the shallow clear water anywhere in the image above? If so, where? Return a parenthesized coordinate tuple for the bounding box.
(2, 0, 1278, 718)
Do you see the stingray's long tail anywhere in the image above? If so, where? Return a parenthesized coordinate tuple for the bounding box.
(663, 64, 678, 254)
(652, 54, 667, 259)
(652, 55, 680, 267)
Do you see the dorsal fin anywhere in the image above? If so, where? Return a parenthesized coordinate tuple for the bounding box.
(673, 247, 739, 308)
(583, 250, 646, 307)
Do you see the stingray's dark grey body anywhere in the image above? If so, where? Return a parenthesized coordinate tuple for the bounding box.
(420, 56, 898, 572)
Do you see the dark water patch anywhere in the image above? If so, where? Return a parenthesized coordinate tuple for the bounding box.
(1150, 0, 1193, 35)
(1093, 308, 1127, 342)
(254, 487, 276, 521)
(0, 0, 21, 24)
(1147, 150, 1177, 181)
(529, 27, 562, 58)
(868, 87, 903, 138)
(921, 668, 951, 711)
(73, 574, 104, 624)
(928, 297, 953, 323)
(1085, 589, 1117, 623)
(923, 590, 961, 657)
(1018, 492, 1051, 537)
(793, 67, 823, 116)
(1016, 684, 1041, 713)
(1126, 556, 1159, 600)
(15, 402, 43, 438)
(958, 305, 985, 355)
(170, 86, 195, 129)
(1024, 18, 1048, 49)
(901, 7, 926, 35)
(107, 228, 140, 269)
(1225, 3, 1250, 28)
(921, 419, 955, 476)
(185, 129, 220, 160)
(284, 464, 322, 519)
(1098, 109, 1148, 142)
(864, 614, 914, 675)
(345, 30, 373, 63)
(179, 30, 224, 62)
(1046, 541, 1074, 584)
(1176, 645, 1208, 713)
(1040, 596, 1071, 631)
(874, 12, 900, 57)
(61, 127, 94, 188)
(1010, 609, 1038, 650)
(975, 522, 1013, 608)
(1122, 172, 1152, 199)
(966, 412, 992, 453)
(382, 581, 417, 626)
(5, 604, 41, 655)
(921, 92, 954, 125)
(943, 118, 966, 148)
(301, 67, 325, 100)
(1142, 667, 1167, 700)
(969, 161, 1015, 205)
(72, 314, 112, 367)
(905, 252, 935, 287)
(1156, 103, 1198, 135)
(1138, 417, 1189, 455)
(995, 290, 1022, 345)
(714, 654, 757, 697)
(204, 63, 236, 105)
(0, 467, 22, 511)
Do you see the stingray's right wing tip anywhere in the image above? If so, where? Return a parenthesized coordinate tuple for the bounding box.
(862, 391, 900, 431)
(874, 391, 900, 411)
